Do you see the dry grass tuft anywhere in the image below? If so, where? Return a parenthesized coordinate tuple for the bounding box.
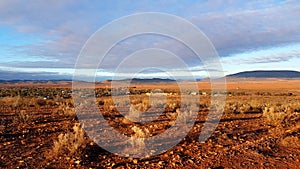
(18, 110, 32, 123)
(126, 126, 150, 155)
(263, 107, 286, 126)
(280, 136, 300, 148)
(47, 123, 88, 158)
(57, 104, 75, 117)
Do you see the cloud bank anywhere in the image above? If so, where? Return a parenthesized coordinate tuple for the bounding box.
(0, 0, 299, 79)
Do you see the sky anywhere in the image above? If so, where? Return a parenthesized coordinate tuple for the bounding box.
(0, 0, 299, 80)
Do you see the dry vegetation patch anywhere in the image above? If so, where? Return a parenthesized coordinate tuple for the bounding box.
(46, 123, 89, 158)
(1, 86, 300, 168)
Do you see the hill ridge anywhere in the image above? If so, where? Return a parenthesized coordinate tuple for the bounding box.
(227, 70, 300, 78)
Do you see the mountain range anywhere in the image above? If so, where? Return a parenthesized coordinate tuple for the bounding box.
(226, 70, 300, 78)
(1, 70, 300, 83)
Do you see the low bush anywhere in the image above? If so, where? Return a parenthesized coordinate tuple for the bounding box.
(47, 123, 88, 158)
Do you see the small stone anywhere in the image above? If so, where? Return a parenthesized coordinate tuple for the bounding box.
(133, 159, 138, 164)
(187, 159, 194, 164)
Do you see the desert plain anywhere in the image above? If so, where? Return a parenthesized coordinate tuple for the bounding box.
(0, 79, 300, 168)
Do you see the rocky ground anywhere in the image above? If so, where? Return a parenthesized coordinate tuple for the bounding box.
(0, 89, 300, 168)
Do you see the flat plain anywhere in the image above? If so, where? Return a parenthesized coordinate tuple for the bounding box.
(0, 79, 300, 168)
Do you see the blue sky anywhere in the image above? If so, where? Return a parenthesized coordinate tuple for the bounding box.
(0, 0, 299, 80)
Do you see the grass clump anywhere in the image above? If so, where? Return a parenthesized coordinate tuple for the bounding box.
(263, 107, 286, 126)
(48, 123, 88, 158)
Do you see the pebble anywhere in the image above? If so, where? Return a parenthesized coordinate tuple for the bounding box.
(133, 159, 138, 164)
(216, 144, 223, 148)
(187, 159, 194, 164)
(163, 153, 169, 158)
(4, 142, 10, 145)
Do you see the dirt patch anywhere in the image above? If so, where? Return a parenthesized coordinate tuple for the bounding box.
(0, 81, 300, 168)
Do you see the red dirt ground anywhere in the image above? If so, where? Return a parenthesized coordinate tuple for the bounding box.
(0, 79, 300, 168)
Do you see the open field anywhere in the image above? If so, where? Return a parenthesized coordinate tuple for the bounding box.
(0, 79, 300, 168)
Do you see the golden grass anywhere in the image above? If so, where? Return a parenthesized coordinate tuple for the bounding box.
(47, 123, 88, 158)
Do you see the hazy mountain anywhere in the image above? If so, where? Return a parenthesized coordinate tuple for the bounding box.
(109, 78, 176, 83)
(227, 70, 300, 78)
(3, 70, 300, 83)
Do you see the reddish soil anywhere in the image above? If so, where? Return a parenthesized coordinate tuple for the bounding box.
(2, 78, 300, 90)
(0, 80, 300, 168)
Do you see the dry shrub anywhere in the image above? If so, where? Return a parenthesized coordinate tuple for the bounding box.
(57, 104, 75, 117)
(64, 99, 74, 107)
(13, 96, 20, 107)
(130, 103, 148, 114)
(239, 104, 252, 114)
(19, 110, 31, 123)
(126, 126, 150, 155)
(225, 101, 261, 114)
(225, 102, 238, 114)
(280, 136, 300, 148)
(48, 123, 88, 158)
(167, 102, 180, 112)
(263, 107, 286, 126)
(131, 126, 149, 138)
(28, 97, 37, 107)
(12, 96, 22, 108)
(262, 105, 300, 149)
(0, 96, 32, 108)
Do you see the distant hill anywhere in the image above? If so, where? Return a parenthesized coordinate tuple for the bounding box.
(0, 79, 72, 83)
(227, 70, 300, 78)
(111, 78, 176, 83)
(0, 78, 177, 84)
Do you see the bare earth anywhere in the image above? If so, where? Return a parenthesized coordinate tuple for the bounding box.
(0, 79, 300, 168)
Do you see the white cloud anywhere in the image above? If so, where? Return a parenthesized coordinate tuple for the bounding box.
(222, 43, 300, 64)
(0, 0, 299, 78)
